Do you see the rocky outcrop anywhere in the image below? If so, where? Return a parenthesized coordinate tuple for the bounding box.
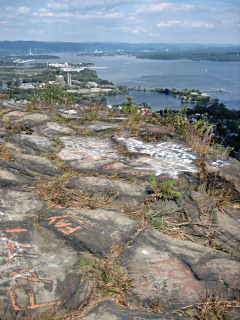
(0, 101, 239, 319)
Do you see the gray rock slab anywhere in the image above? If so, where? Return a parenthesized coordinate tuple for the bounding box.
(139, 126, 177, 141)
(34, 122, 75, 138)
(2, 111, 28, 122)
(40, 207, 138, 255)
(0, 189, 46, 221)
(13, 113, 51, 125)
(83, 301, 187, 320)
(57, 136, 120, 162)
(0, 140, 23, 154)
(66, 176, 152, 206)
(0, 128, 7, 137)
(119, 227, 240, 311)
(213, 207, 240, 255)
(14, 154, 61, 177)
(84, 121, 120, 132)
(58, 109, 80, 120)
(0, 169, 32, 187)
(9, 134, 57, 154)
(0, 220, 88, 319)
(0, 100, 24, 111)
(113, 136, 199, 178)
(59, 112, 80, 120)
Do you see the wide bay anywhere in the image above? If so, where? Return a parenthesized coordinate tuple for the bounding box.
(36, 53, 240, 111)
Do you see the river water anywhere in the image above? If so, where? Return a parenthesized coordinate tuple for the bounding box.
(27, 53, 240, 111)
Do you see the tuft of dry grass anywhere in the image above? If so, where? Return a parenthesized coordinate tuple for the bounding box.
(0, 144, 14, 162)
(34, 175, 77, 208)
(198, 179, 231, 211)
(79, 245, 131, 299)
(78, 104, 105, 122)
(113, 141, 132, 158)
(122, 113, 145, 135)
(33, 175, 115, 209)
(3, 120, 33, 134)
(195, 296, 237, 320)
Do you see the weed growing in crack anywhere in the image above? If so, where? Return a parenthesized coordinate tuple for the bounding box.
(80, 248, 131, 299)
(150, 176, 181, 200)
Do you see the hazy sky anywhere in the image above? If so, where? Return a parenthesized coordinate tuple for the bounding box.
(1, 0, 240, 44)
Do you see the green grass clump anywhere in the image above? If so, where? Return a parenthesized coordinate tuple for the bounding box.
(150, 176, 181, 200)
(80, 254, 131, 298)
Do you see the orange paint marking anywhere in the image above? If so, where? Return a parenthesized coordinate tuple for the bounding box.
(6, 229, 28, 233)
(58, 226, 82, 235)
(47, 216, 66, 225)
(10, 268, 52, 284)
(7, 237, 30, 263)
(55, 219, 72, 228)
(9, 286, 61, 311)
(46, 214, 86, 236)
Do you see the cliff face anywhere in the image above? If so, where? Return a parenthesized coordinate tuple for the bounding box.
(0, 100, 239, 319)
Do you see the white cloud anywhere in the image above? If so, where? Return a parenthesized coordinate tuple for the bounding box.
(186, 21, 214, 28)
(157, 20, 180, 27)
(27, 29, 44, 35)
(47, 1, 68, 10)
(103, 12, 123, 18)
(157, 20, 214, 29)
(5, 7, 13, 11)
(136, 2, 173, 13)
(149, 33, 161, 37)
(17, 7, 30, 14)
(33, 9, 123, 20)
(136, 2, 194, 13)
(131, 26, 146, 33)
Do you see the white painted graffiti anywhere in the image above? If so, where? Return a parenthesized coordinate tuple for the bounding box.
(116, 137, 198, 178)
(57, 136, 120, 161)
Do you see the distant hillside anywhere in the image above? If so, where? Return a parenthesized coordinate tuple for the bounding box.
(0, 41, 239, 62)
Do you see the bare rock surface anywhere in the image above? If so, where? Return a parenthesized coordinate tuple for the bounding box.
(0, 189, 45, 221)
(0, 100, 24, 111)
(58, 136, 120, 162)
(34, 121, 75, 138)
(3, 111, 51, 125)
(40, 207, 138, 255)
(0, 220, 88, 320)
(2, 111, 28, 122)
(0, 169, 32, 187)
(9, 134, 57, 154)
(66, 176, 152, 206)
(83, 301, 186, 320)
(84, 121, 120, 132)
(0, 101, 240, 319)
(119, 227, 240, 311)
(13, 153, 61, 177)
(57, 135, 199, 180)
(213, 207, 240, 255)
(114, 136, 198, 178)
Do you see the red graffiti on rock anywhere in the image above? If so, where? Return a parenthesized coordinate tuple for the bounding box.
(131, 257, 202, 296)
